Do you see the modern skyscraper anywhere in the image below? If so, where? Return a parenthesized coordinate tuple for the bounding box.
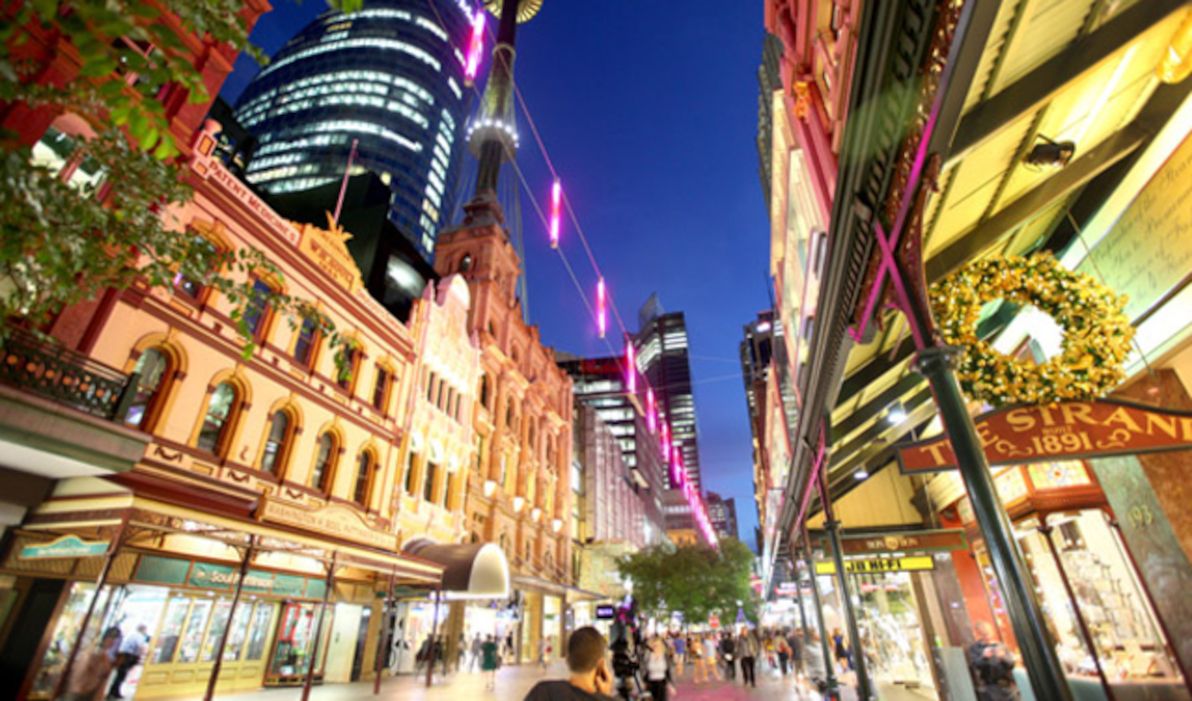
(557, 354, 669, 540)
(234, 0, 475, 260)
(705, 491, 739, 541)
(635, 295, 702, 490)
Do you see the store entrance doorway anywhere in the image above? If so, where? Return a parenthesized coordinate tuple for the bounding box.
(853, 571, 938, 699)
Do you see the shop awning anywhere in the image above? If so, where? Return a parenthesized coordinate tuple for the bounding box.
(402, 538, 509, 599)
(21, 476, 444, 584)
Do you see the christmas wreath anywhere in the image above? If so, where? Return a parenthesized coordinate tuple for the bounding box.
(929, 252, 1134, 406)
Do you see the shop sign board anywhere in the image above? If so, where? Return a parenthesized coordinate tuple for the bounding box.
(20, 535, 109, 559)
(595, 605, 616, 620)
(810, 529, 967, 555)
(814, 556, 935, 575)
(134, 555, 326, 598)
(257, 496, 397, 551)
(896, 400, 1192, 474)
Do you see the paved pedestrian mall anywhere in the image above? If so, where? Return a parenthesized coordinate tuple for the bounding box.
(174, 662, 935, 700)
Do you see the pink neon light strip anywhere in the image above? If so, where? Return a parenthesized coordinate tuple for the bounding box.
(464, 9, 486, 84)
(596, 278, 606, 338)
(850, 96, 941, 345)
(646, 388, 657, 433)
(625, 340, 637, 393)
(549, 179, 562, 249)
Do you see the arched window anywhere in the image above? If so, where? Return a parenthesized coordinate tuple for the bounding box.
(311, 432, 338, 492)
(196, 382, 239, 455)
(124, 347, 170, 430)
(423, 462, 438, 503)
(459, 254, 472, 272)
(353, 451, 375, 506)
(479, 374, 490, 409)
(242, 278, 277, 342)
(260, 410, 295, 475)
(404, 450, 418, 495)
(292, 317, 321, 367)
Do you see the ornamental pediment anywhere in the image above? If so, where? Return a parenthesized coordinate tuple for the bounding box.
(292, 212, 365, 294)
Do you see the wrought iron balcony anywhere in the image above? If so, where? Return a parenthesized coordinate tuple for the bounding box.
(0, 329, 135, 421)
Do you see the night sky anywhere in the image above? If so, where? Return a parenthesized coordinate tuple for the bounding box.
(221, 1, 771, 547)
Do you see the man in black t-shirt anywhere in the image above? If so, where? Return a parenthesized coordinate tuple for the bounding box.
(524, 627, 616, 701)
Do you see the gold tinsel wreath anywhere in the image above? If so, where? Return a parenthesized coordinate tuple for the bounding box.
(929, 252, 1134, 407)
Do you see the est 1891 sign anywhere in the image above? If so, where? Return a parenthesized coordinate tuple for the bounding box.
(896, 399, 1192, 473)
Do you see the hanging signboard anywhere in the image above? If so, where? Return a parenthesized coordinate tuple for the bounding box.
(20, 535, 109, 559)
(896, 399, 1192, 474)
(810, 528, 967, 555)
(814, 556, 935, 575)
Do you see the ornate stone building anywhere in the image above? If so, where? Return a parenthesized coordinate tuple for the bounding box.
(434, 192, 575, 663)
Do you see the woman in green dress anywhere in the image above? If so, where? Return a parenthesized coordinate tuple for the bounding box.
(481, 634, 500, 691)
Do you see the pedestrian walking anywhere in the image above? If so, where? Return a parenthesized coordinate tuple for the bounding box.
(968, 622, 1018, 701)
(718, 631, 737, 681)
(788, 629, 805, 680)
(107, 623, 149, 699)
(481, 635, 501, 691)
(776, 632, 791, 676)
(643, 636, 676, 701)
(804, 629, 828, 695)
(763, 632, 776, 672)
(63, 627, 121, 701)
(470, 633, 484, 672)
(736, 627, 759, 688)
(671, 633, 685, 677)
(702, 633, 722, 682)
(524, 627, 615, 700)
(832, 628, 851, 673)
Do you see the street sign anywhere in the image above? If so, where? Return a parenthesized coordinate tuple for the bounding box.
(20, 535, 108, 559)
(813, 556, 934, 575)
(896, 399, 1192, 473)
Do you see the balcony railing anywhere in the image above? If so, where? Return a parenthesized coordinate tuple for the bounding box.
(0, 329, 136, 421)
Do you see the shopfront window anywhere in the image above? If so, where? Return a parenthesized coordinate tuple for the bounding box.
(246, 602, 275, 661)
(200, 599, 233, 662)
(176, 598, 213, 663)
(153, 596, 190, 663)
(28, 583, 110, 699)
(1017, 510, 1183, 687)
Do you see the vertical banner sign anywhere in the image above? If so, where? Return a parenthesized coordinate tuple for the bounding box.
(464, 9, 486, 84)
(596, 278, 607, 338)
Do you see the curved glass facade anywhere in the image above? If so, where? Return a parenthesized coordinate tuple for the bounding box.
(235, 0, 475, 260)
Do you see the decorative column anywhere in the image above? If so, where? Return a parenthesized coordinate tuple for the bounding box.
(802, 526, 839, 697)
(204, 535, 256, 701)
(818, 472, 874, 700)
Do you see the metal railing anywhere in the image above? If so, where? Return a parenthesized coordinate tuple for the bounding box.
(0, 329, 136, 421)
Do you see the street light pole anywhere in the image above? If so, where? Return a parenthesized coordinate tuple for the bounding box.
(801, 526, 839, 699)
(913, 346, 1071, 700)
(818, 472, 874, 700)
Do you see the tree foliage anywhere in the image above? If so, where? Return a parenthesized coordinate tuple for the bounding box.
(617, 538, 759, 628)
(0, 0, 359, 362)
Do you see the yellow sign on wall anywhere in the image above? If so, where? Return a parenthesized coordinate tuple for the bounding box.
(814, 556, 935, 575)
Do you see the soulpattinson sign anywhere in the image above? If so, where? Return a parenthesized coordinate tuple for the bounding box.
(896, 399, 1192, 473)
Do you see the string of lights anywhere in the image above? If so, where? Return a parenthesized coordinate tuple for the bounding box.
(425, 0, 718, 546)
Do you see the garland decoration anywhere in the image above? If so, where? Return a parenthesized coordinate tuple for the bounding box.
(930, 252, 1134, 407)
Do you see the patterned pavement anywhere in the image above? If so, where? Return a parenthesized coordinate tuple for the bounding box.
(176, 662, 936, 700)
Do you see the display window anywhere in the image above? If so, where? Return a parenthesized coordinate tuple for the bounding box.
(1015, 510, 1185, 692)
(853, 571, 935, 692)
(265, 600, 332, 685)
(28, 582, 112, 700)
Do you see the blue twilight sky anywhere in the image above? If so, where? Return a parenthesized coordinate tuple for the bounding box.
(221, 1, 771, 548)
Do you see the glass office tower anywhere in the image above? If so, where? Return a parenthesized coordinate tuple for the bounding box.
(234, 0, 475, 260)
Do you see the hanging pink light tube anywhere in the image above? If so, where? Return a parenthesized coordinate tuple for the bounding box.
(646, 387, 657, 433)
(548, 179, 562, 249)
(596, 277, 606, 338)
(660, 422, 670, 460)
(464, 9, 486, 85)
(625, 339, 636, 393)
